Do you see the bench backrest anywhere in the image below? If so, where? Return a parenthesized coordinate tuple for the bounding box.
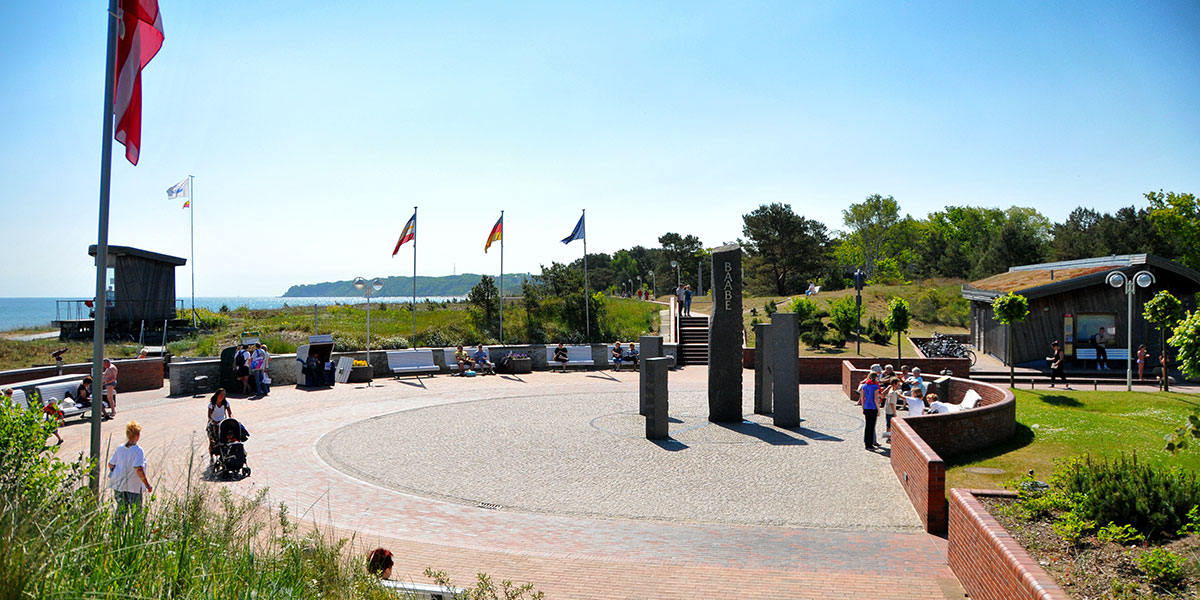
(1076, 348, 1130, 360)
(547, 345, 593, 363)
(36, 380, 86, 405)
(4, 389, 29, 410)
(387, 349, 436, 369)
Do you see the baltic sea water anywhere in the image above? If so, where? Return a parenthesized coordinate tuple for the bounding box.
(0, 296, 463, 332)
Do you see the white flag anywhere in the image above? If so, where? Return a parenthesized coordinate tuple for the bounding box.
(166, 178, 190, 199)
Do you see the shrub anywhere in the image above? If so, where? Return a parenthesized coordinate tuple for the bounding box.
(911, 287, 969, 328)
(825, 330, 847, 348)
(866, 315, 890, 345)
(764, 300, 777, 316)
(800, 330, 823, 349)
(789, 297, 818, 321)
(1059, 453, 1200, 538)
(1135, 548, 1186, 589)
(827, 295, 859, 337)
(1052, 511, 1094, 546)
(1096, 522, 1144, 545)
(1178, 504, 1200, 536)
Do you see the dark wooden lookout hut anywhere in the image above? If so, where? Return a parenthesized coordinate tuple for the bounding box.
(962, 254, 1200, 368)
(87, 245, 187, 322)
(55, 245, 187, 340)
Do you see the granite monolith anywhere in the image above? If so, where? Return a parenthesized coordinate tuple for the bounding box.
(770, 312, 800, 428)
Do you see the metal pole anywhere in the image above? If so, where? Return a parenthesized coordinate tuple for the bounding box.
(698, 259, 702, 296)
(1126, 282, 1134, 392)
(412, 206, 417, 345)
(582, 209, 590, 340)
(499, 210, 504, 345)
(365, 288, 371, 385)
(90, 0, 120, 497)
(189, 174, 196, 327)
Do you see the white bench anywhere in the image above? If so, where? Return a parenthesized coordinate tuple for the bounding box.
(385, 350, 439, 379)
(35, 377, 92, 420)
(1075, 348, 1130, 365)
(3, 389, 29, 410)
(547, 345, 594, 370)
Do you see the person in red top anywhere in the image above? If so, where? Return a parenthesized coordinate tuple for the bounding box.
(102, 358, 119, 417)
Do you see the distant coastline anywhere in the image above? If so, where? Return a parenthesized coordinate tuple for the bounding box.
(282, 273, 531, 298)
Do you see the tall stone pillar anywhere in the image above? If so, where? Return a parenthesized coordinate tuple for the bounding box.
(644, 357, 670, 440)
(639, 335, 663, 416)
(770, 312, 800, 428)
(708, 244, 743, 422)
(754, 322, 772, 415)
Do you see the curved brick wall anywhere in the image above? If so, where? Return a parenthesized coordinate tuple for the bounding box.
(842, 360, 1016, 533)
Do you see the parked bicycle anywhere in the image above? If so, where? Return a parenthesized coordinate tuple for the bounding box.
(918, 332, 977, 366)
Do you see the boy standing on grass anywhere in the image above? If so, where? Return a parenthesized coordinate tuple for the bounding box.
(108, 421, 152, 515)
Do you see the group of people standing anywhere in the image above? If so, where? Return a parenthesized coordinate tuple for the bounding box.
(855, 364, 935, 450)
(233, 343, 271, 396)
(674, 285, 694, 316)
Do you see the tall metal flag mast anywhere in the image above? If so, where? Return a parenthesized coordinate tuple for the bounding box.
(90, 0, 165, 496)
(485, 213, 504, 343)
(392, 208, 418, 343)
(412, 206, 417, 343)
(168, 175, 195, 326)
(561, 210, 589, 339)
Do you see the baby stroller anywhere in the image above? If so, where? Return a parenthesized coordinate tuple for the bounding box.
(211, 418, 251, 480)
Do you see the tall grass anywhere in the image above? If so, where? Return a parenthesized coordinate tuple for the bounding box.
(0, 400, 546, 599)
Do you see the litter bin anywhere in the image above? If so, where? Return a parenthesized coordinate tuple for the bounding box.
(220, 335, 260, 393)
(930, 375, 951, 404)
(297, 334, 336, 388)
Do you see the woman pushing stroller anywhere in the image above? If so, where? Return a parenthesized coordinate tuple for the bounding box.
(207, 389, 233, 461)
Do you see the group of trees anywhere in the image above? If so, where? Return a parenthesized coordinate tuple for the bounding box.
(739, 191, 1199, 297)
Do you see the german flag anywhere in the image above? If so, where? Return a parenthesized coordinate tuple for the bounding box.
(484, 214, 503, 253)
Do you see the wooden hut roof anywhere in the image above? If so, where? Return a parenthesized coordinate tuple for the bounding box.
(88, 245, 186, 266)
(962, 254, 1200, 301)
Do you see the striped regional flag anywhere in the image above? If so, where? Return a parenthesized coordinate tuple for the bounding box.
(113, 0, 164, 166)
(392, 212, 416, 256)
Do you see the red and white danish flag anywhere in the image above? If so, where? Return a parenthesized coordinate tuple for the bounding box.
(113, 0, 164, 166)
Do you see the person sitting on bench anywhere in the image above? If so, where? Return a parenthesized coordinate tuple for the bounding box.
(453, 345, 475, 375)
(623, 343, 639, 367)
(552, 342, 569, 372)
(471, 345, 494, 375)
(611, 341, 624, 371)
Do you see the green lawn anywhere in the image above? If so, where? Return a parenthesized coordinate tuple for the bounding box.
(945, 389, 1200, 491)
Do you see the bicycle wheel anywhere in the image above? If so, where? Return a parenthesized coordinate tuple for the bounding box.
(966, 349, 977, 367)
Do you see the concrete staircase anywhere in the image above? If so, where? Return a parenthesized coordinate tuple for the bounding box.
(677, 315, 710, 365)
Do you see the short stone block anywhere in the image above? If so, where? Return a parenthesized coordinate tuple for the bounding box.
(639, 336, 663, 416)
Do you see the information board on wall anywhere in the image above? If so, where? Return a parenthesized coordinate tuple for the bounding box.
(1063, 314, 1074, 356)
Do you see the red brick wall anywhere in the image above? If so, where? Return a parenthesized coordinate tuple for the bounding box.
(890, 418, 947, 533)
(948, 489, 1069, 600)
(0, 358, 163, 393)
(842, 361, 1016, 534)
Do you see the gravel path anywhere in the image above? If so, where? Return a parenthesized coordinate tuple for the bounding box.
(319, 387, 921, 530)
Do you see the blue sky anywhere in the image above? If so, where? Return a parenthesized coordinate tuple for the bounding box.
(1, 1, 1198, 297)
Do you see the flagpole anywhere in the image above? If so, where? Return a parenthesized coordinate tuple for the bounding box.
(89, 0, 121, 497)
(412, 206, 417, 345)
(189, 174, 196, 327)
(582, 209, 590, 340)
(499, 211, 504, 345)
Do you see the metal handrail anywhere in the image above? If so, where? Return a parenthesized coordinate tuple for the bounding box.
(54, 299, 184, 321)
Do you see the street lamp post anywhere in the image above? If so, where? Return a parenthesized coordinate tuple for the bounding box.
(650, 272, 656, 297)
(670, 260, 680, 287)
(1106, 269, 1154, 391)
(354, 277, 384, 385)
(637, 275, 642, 298)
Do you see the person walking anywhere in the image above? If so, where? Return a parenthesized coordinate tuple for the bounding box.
(207, 389, 232, 460)
(1048, 340, 1071, 390)
(108, 420, 152, 516)
(856, 372, 881, 450)
(251, 343, 268, 396)
(1137, 344, 1148, 380)
(234, 345, 251, 394)
(102, 358, 118, 417)
(674, 285, 685, 315)
(683, 285, 693, 316)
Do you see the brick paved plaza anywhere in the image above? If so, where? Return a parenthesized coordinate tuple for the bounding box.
(55, 367, 967, 599)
